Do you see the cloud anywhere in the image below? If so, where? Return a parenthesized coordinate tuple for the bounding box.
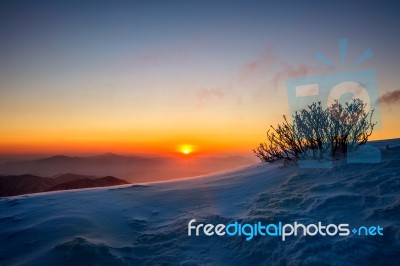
(378, 89, 400, 106)
(272, 63, 315, 91)
(196, 87, 225, 107)
(238, 47, 277, 80)
(237, 47, 320, 94)
(192, 86, 243, 110)
(233, 48, 319, 104)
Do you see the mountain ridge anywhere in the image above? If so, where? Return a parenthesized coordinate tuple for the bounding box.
(0, 174, 129, 197)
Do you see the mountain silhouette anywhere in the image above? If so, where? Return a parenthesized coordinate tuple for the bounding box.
(0, 174, 129, 197)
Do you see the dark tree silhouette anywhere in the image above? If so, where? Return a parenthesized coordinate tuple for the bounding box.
(254, 99, 376, 163)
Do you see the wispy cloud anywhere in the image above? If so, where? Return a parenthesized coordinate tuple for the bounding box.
(189, 47, 325, 108)
(272, 63, 314, 91)
(378, 89, 400, 106)
(196, 87, 225, 107)
(236, 47, 320, 94)
(237, 47, 277, 80)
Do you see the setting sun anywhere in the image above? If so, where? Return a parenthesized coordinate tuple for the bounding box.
(180, 145, 193, 155)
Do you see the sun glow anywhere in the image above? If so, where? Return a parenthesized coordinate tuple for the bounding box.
(180, 145, 193, 155)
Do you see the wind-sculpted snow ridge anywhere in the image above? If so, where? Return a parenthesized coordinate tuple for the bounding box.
(0, 140, 399, 265)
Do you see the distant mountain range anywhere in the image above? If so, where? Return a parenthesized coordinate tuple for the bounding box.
(0, 173, 129, 197)
(0, 153, 256, 183)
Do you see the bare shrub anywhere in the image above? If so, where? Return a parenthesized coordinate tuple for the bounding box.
(254, 99, 376, 163)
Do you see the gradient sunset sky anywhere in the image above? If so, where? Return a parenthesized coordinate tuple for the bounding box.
(1, 0, 400, 156)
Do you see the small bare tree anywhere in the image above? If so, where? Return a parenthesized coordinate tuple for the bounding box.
(254, 99, 376, 163)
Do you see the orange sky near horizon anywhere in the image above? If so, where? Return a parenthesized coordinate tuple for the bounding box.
(0, 117, 270, 156)
(1, 101, 399, 156)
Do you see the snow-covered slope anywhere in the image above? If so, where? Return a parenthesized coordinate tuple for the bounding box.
(0, 139, 399, 265)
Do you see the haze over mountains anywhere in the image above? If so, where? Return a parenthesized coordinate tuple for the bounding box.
(0, 153, 256, 183)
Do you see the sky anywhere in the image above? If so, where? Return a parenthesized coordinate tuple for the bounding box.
(0, 0, 400, 156)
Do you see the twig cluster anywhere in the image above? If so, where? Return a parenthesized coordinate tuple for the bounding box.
(254, 99, 376, 163)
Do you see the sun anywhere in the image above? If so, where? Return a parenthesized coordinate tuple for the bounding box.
(180, 145, 193, 155)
